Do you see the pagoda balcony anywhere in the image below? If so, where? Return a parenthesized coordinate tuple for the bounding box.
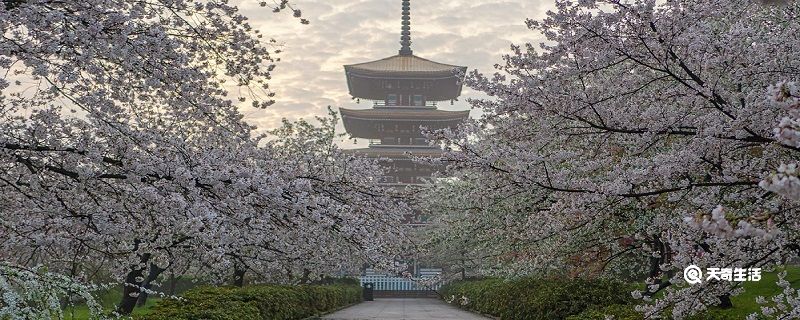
(341, 145, 445, 160)
(380, 182, 431, 189)
(372, 101, 438, 108)
(377, 175, 434, 185)
(376, 129, 417, 135)
(367, 140, 437, 147)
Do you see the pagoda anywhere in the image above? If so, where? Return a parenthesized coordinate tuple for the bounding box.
(340, 0, 469, 197)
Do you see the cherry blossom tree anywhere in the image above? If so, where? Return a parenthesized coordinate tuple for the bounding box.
(762, 81, 800, 201)
(426, 0, 799, 318)
(418, 178, 528, 280)
(1, 263, 109, 320)
(0, 0, 408, 316)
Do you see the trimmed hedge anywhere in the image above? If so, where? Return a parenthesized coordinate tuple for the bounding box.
(440, 277, 636, 320)
(567, 304, 643, 320)
(144, 283, 361, 320)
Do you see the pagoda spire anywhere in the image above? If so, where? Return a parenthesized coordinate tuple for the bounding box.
(399, 0, 413, 56)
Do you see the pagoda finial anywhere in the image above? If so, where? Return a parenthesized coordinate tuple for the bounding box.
(399, 0, 413, 56)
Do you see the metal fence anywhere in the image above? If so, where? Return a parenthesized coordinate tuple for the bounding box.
(359, 268, 443, 291)
(358, 274, 442, 291)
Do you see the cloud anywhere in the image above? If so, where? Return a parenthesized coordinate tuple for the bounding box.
(232, 0, 552, 147)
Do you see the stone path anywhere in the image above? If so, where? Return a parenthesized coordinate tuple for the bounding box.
(322, 298, 491, 320)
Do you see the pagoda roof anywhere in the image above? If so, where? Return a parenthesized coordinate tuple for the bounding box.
(340, 107, 470, 121)
(344, 55, 468, 101)
(340, 107, 469, 139)
(345, 54, 467, 77)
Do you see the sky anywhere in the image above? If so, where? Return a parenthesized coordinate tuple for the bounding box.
(233, 0, 552, 147)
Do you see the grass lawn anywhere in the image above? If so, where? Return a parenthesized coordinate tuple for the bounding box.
(61, 276, 197, 319)
(62, 287, 159, 320)
(695, 265, 800, 318)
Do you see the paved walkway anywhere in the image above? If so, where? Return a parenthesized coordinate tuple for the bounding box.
(322, 298, 491, 320)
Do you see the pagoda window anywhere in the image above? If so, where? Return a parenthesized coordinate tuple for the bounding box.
(413, 95, 424, 106)
(387, 94, 398, 106)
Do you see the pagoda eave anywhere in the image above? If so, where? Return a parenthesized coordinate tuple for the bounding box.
(344, 54, 467, 101)
(340, 108, 470, 139)
(345, 72, 465, 101)
(340, 108, 470, 120)
(344, 67, 467, 79)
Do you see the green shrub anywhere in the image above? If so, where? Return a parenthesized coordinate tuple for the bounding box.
(311, 277, 360, 286)
(144, 283, 361, 320)
(567, 304, 643, 320)
(440, 277, 635, 320)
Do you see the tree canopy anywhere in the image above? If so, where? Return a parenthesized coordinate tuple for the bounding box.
(425, 0, 800, 318)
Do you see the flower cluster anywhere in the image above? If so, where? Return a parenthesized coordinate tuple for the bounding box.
(0, 263, 109, 319)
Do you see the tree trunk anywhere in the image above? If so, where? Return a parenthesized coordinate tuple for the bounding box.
(719, 294, 734, 309)
(117, 267, 146, 315)
(117, 252, 151, 315)
(168, 273, 177, 296)
(298, 268, 312, 285)
(232, 264, 247, 287)
(460, 255, 466, 280)
(644, 238, 664, 297)
(137, 263, 166, 307)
